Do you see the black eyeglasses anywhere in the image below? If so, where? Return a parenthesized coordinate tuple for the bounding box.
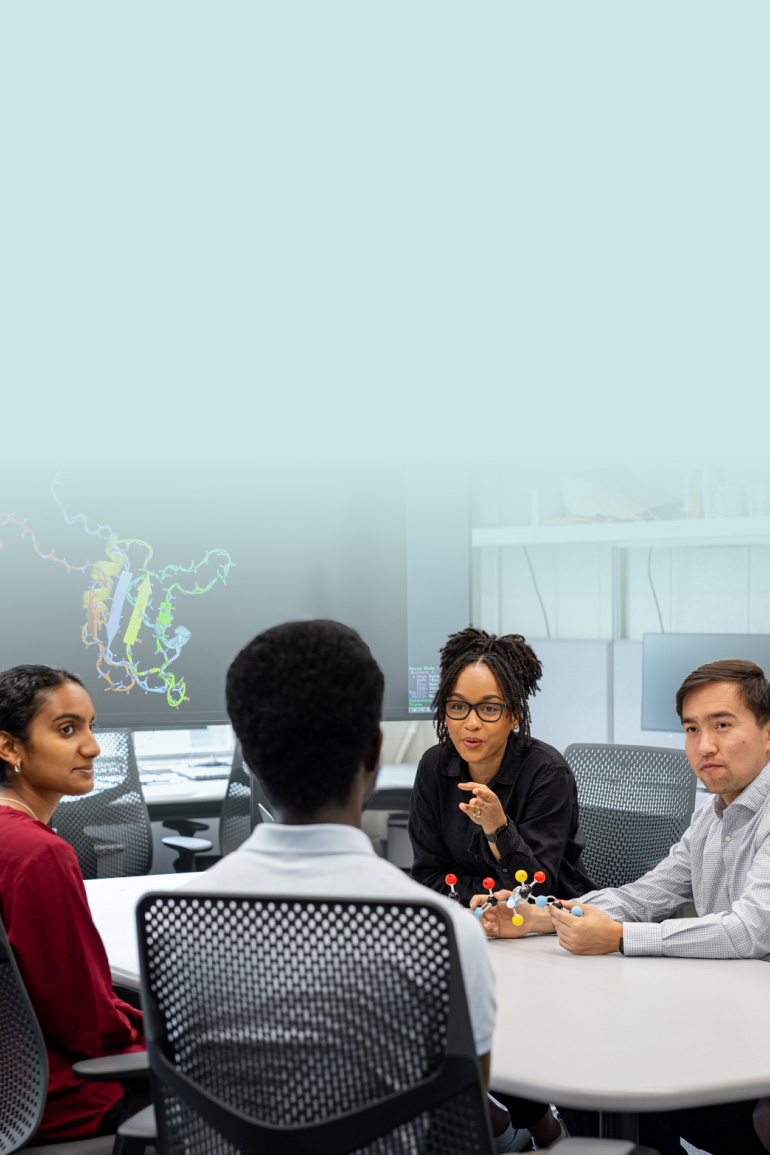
(445, 699, 506, 723)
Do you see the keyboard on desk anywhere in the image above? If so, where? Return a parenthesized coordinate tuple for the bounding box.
(175, 761, 232, 781)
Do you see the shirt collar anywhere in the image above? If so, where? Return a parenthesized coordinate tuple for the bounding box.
(713, 758, 770, 818)
(241, 822, 376, 856)
(441, 732, 522, 785)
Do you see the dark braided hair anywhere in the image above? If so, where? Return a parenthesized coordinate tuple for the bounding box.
(0, 665, 85, 781)
(431, 628, 543, 747)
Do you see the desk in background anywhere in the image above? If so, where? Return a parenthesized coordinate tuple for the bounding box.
(85, 873, 770, 1141)
(139, 762, 416, 821)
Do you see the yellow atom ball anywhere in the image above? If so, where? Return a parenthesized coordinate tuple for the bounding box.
(514, 870, 528, 883)
(511, 914, 524, 926)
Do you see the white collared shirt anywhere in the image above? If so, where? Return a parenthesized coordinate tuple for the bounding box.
(583, 760, 770, 958)
(181, 822, 496, 1053)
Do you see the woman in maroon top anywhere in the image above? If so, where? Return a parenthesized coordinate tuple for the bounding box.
(0, 665, 144, 1144)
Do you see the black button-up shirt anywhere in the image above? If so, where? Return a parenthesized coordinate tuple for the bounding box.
(408, 734, 594, 906)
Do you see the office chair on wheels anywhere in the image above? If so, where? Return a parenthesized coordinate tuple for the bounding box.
(52, 729, 210, 879)
(135, 891, 657, 1155)
(564, 743, 696, 889)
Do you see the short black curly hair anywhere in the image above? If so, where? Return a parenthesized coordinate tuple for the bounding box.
(0, 664, 85, 781)
(225, 620, 385, 814)
(431, 627, 542, 747)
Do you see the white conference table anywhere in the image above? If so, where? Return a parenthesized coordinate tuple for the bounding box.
(85, 874, 770, 1140)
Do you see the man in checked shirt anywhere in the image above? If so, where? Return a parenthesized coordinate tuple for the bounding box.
(473, 658, 770, 1154)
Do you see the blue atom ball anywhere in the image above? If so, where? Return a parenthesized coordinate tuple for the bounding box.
(535, 895, 548, 907)
(571, 905, 583, 917)
(473, 907, 484, 918)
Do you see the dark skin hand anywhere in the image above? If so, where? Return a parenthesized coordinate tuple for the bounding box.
(470, 891, 554, 938)
(457, 782, 507, 863)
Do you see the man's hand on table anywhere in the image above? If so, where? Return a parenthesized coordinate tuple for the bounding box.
(549, 901, 623, 955)
(469, 890, 554, 938)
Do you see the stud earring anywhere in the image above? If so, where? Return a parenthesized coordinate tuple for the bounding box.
(14, 764, 21, 774)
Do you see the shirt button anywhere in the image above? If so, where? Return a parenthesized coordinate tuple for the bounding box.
(501, 868, 509, 874)
(725, 835, 731, 842)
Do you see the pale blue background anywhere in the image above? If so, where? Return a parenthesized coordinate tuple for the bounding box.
(2, 2, 768, 473)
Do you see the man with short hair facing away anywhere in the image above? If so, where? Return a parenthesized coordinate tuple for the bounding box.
(474, 658, 770, 1154)
(182, 619, 563, 1152)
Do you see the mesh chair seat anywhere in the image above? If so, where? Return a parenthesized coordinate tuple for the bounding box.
(52, 731, 152, 879)
(564, 744, 696, 890)
(137, 892, 493, 1155)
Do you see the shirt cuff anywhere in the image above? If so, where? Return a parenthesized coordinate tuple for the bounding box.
(621, 921, 663, 957)
(488, 822, 516, 882)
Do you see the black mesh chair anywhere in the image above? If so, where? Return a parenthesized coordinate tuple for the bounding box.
(0, 911, 47, 1151)
(52, 730, 153, 879)
(137, 890, 495, 1155)
(0, 915, 152, 1154)
(564, 744, 697, 889)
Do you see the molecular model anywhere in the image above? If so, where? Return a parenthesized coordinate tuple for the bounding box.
(470, 871, 584, 925)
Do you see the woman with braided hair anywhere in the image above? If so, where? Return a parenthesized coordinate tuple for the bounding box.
(408, 627, 593, 907)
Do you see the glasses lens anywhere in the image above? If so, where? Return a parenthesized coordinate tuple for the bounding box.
(445, 701, 470, 720)
(477, 703, 504, 722)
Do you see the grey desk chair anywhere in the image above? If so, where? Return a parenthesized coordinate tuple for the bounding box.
(219, 742, 258, 856)
(52, 729, 210, 878)
(0, 917, 152, 1155)
(564, 744, 696, 890)
(162, 744, 267, 871)
(51, 730, 153, 879)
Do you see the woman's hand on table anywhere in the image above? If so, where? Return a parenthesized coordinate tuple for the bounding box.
(469, 890, 554, 939)
(457, 782, 506, 837)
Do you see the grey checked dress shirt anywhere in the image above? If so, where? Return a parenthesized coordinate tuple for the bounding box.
(581, 759, 770, 959)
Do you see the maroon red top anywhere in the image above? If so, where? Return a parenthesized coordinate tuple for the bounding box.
(0, 808, 144, 1143)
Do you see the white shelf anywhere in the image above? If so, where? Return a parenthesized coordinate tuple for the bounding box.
(472, 514, 770, 549)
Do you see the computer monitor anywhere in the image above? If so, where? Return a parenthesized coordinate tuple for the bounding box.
(642, 632, 770, 731)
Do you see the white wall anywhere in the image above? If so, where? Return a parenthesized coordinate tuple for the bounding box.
(473, 539, 770, 753)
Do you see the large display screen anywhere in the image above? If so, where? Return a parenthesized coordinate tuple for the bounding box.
(0, 469, 468, 727)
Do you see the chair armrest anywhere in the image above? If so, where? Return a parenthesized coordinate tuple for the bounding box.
(163, 817, 209, 837)
(552, 1140, 660, 1153)
(162, 835, 214, 854)
(117, 1103, 157, 1141)
(73, 1051, 149, 1081)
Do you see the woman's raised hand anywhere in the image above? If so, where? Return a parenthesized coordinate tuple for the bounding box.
(457, 782, 506, 835)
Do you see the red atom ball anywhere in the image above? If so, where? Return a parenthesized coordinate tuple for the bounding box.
(482, 877, 496, 891)
(533, 871, 546, 884)
(445, 874, 457, 886)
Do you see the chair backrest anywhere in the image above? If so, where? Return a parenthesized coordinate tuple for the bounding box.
(52, 729, 152, 879)
(218, 744, 254, 857)
(0, 917, 47, 1153)
(564, 743, 696, 890)
(137, 891, 492, 1155)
